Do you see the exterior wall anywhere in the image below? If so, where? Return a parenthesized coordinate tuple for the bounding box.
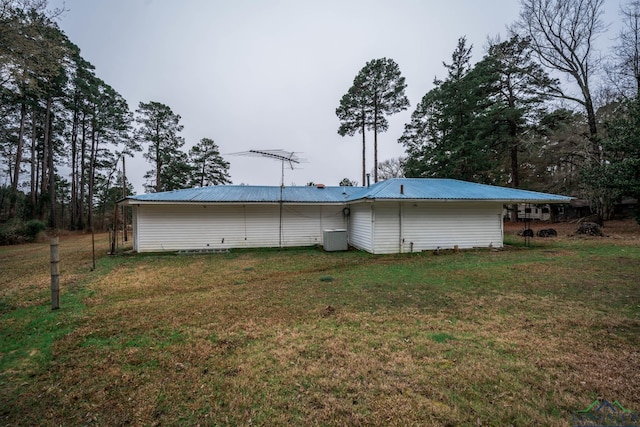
(349, 201, 503, 254)
(281, 205, 346, 246)
(132, 200, 504, 254)
(348, 202, 373, 253)
(134, 203, 345, 252)
(400, 201, 503, 253)
(132, 205, 139, 252)
(372, 202, 402, 254)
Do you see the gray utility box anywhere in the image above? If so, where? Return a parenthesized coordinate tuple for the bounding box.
(323, 229, 348, 251)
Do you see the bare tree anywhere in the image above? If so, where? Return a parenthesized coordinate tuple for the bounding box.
(513, 0, 606, 161)
(612, 0, 640, 99)
(339, 178, 357, 187)
(374, 157, 405, 181)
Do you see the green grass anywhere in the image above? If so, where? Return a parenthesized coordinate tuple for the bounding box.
(0, 287, 87, 376)
(1, 230, 639, 426)
(430, 332, 455, 343)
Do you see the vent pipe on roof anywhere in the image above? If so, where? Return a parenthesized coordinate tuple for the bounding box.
(366, 173, 370, 188)
(400, 184, 404, 195)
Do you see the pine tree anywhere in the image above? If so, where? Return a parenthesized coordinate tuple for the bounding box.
(400, 36, 555, 192)
(400, 37, 489, 181)
(189, 138, 231, 187)
(478, 35, 555, 188)
(337, 58, 409, 184)
(135, 101, 185, 192)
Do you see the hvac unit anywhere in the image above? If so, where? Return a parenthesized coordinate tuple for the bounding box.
(323, 229, 348, 252)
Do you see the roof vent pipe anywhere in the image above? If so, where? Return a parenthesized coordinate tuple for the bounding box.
(366, 173, 370, 188)
(400, 184, 404, 195)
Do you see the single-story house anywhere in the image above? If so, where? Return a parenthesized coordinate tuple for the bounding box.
(119, 178, 572, 254)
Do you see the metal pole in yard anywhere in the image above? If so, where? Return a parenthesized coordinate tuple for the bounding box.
(50, 237, 60, 310)
(122, 156, 128, 242)
(279, 184, 283, 249)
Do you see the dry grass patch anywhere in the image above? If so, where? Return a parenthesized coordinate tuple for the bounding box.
(0, 233, 111, 310)
(1, 221, 639, 425)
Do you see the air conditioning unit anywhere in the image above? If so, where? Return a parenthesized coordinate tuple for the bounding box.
(323, 229, 348, 252)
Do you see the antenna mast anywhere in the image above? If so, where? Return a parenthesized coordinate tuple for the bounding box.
(230, 149, 303, 187)
(229, 149, 305, 248)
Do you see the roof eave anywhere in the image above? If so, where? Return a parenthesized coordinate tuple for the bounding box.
(354, 197, 572, 203)
(119, 199, 348, 205)
(504, 198, 573, 204)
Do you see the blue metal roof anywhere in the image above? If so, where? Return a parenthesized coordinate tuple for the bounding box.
(124, 179, 572, 204)
(346, 178, 572, 203)
(127, 185, 355, 203)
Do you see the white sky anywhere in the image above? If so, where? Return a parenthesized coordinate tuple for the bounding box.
(48, 0, 620, 193)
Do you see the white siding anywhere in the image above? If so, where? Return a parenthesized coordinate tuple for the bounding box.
(372, 202, 401, 254)
(348, 202, 373, 253)
(135, 204, 345, 252)
(281, 205, 345, 247)
(401, 202, 503, 252)
(132, 205, 139, 252)
(133, 200, 503, 254)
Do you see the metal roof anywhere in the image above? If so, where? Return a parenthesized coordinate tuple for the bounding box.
(123, 178, 572, 204)
(125, 185, 354, 204)
(345, 178, 572, 203)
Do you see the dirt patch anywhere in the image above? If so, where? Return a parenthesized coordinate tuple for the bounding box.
(504, 219, 640, 241)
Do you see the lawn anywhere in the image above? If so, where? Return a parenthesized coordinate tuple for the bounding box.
(1, 222, 639, 426)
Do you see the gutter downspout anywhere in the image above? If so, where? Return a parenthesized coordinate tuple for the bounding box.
(279, 183, 283, 248)
(399, 202, 403, 253)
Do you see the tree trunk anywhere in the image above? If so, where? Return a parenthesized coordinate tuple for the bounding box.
(9, 102, 27, 218)
(509, 135, 519, 223)
(156, 156, 162, 192)
(40, 99, 50, 222)
(361, 111, 366, 187)
(584, 94, 600, 162)
(79, 112, 87, 230)
(509, 106, 519, 222)
(123, 156, 128, 242)
(46, 97, 56, 229)
(373, 95, 379, 183)
(30, 109, 37, 210)
(70, 104, 79, 229)
(155, 124, 162, 192)
(200, 159, 205, 187)
(87, 113, 97, 230)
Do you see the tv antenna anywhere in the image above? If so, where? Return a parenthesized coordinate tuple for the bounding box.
(230, 149, 304, 187)
(230, 149, 305, 248)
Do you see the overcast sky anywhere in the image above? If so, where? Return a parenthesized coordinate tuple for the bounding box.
(48, 0, 618, 193)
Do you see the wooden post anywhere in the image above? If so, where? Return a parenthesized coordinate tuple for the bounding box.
(111, 180, 118, 254)
(112, 196, 118, 255)
(91, 227, 96, 270)
(50, 237, 60, 310)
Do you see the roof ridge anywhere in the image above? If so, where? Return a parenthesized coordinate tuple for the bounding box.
(126, 179, 572, 203)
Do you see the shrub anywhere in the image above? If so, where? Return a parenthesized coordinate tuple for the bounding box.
(576, 222, 604, 236)
(24, 220, 45, 240)
(0, 219, 46, 245)
(0, 221, 25, 245)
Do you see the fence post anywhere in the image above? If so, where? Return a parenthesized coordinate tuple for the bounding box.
(50, 237, 60, 310)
